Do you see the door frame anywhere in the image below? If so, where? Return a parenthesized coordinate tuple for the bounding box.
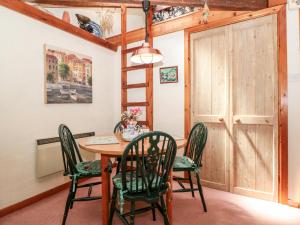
(184, 5, 288, 204)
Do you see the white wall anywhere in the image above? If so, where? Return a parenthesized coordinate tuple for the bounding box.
(153, 32, 185, 138)
(287, 8, 300, 202)
(0, 7, 117, 208)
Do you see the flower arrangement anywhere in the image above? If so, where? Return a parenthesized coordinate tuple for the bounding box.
(121, 107, 142, 127)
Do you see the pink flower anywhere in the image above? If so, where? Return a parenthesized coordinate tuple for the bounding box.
(130, 107, 141, 116)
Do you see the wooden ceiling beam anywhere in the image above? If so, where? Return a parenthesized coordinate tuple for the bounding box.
(268, 0, 286, 7)
(107, 10, 249, 45)
(25, 1, 141, 8)
(107, 5, 284, 46)
(24, 0, 268, 10)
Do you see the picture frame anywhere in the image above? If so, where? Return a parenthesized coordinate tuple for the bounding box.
(159, 66, 178, 84)
(44, 44, 93, 104)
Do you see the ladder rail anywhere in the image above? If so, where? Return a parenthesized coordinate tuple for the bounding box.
(121, 5, 153, 130)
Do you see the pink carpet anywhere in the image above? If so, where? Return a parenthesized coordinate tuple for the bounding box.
(2, 179, 300, 225)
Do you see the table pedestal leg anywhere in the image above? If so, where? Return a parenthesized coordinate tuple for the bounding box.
(101, 155, 111, 225)
(166, 170, 173, 225)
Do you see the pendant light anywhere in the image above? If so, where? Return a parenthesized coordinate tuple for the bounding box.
(131, 0, 163, 64)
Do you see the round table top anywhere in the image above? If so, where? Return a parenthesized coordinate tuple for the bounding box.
(79, 133, 186, 156)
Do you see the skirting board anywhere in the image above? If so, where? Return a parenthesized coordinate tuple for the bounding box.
(0, 178, 89, 217)
(288, 200, 300, 208)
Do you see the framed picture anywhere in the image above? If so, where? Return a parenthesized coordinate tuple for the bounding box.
(44, 44, 93, 104)
(160, 66, 178, 84)
(289, 0, 300, 9)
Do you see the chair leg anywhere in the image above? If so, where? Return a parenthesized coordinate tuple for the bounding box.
(62, 184, 74, 225)
(196, 173, 207, 212)
(69, 180, 78, 209)
(160, 196, 170, 225)
(108, 188, 118, 225)
(188, 171, 195, 198)
(130, 201, 135, 225)
(151, 203, 156, 221)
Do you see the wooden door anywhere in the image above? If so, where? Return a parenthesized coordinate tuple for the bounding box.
(191, 26, 230, 191)
(231, 15, 278, 201)
(190, 15, 278, 201)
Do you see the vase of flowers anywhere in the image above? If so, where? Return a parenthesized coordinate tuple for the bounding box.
(121, 107, 142, 141)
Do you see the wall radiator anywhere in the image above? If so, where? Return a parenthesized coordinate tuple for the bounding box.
(36, 132, 95, 178)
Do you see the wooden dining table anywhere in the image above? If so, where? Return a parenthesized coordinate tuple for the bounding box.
(79, 133, 186, 225)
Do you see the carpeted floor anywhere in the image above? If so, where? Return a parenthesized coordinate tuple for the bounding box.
(2, 179, 300, 225)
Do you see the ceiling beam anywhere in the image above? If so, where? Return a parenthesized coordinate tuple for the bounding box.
(268, 0, 286, 7)
(25, 1, 141, 8)
(24, 0, 268, 10)
(107, 10, 249, 45)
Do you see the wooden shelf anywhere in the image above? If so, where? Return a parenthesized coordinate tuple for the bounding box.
(0, 0, 118, 52)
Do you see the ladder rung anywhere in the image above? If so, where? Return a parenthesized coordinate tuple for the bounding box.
(122, 46, 141, 54)
(123, 102, 149, 107)
(122, 64, 152, 72)
(124, 83, 149, 89)
(138, 121, 149, 126)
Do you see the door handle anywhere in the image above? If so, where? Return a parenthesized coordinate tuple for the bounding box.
(218, 118, 224, 122)
(235, 119, 241, 123)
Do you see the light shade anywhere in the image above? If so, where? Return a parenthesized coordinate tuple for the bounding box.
(131, 42, 163, 64)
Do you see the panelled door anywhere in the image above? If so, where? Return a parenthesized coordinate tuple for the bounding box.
(231, 15, 278, 201)
(190, 15, 278, 201)
(191, 26, 230, 191)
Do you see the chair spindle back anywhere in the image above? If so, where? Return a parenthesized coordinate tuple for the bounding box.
(120, 132, 177, 196)
(58, 124, 83, 176)
(184, 123, 208, 168)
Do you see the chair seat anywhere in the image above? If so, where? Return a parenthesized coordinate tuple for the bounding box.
(112, 173, 162, 192)
(76, 160, 112, 176)
(173, 156, 197, 172)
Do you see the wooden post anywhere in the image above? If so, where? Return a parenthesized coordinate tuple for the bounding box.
(121, 4, 127, 113)
(277, 5, 288, 204)
(184, 30, 191, 139)
(146, 6, 154, 130)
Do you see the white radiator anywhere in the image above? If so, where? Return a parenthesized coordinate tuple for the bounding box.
(36, 132, 95, 178)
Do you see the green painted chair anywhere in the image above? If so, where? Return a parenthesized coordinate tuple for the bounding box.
(113, 121, 142, 173)
(172, 122, 208, 212)
(109, 131, 177, 225)
(114, 121, 124, 134)
(58, 124, 111, 225)
(113, 121, 125, 173)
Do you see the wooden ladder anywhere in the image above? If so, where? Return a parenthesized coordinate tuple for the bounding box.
(121, 4, 154, 130)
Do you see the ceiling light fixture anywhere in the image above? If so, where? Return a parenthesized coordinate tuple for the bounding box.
(131, 0, 163, 64)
